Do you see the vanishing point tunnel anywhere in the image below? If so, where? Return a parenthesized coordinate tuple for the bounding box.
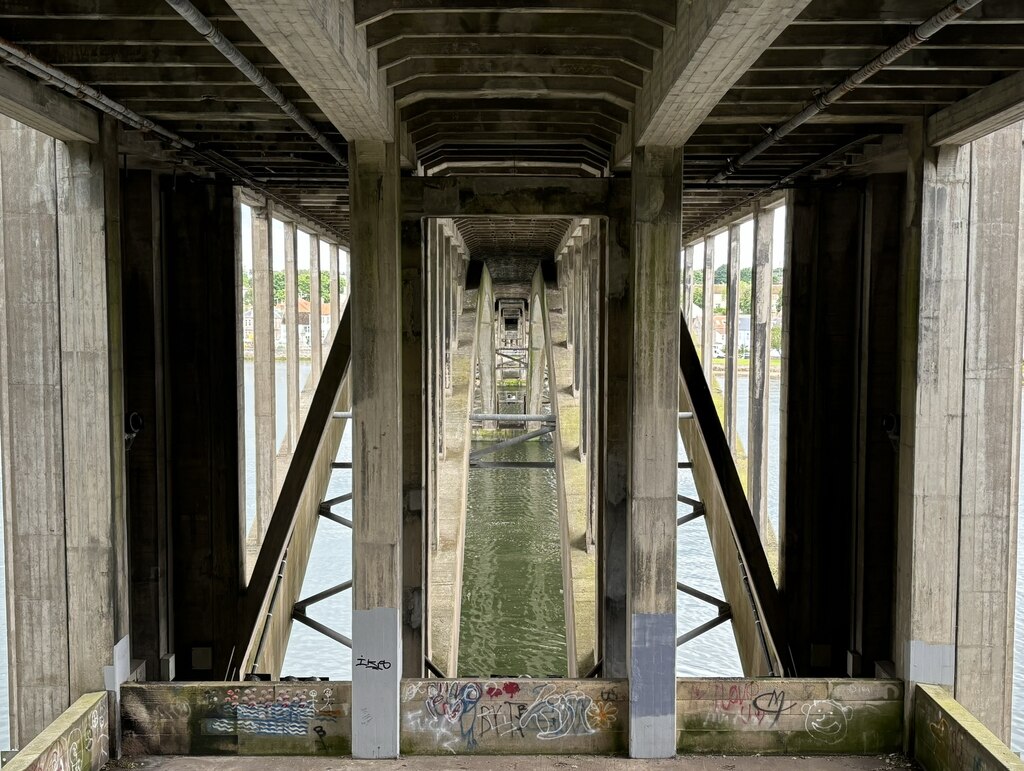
(0, 0, 1023, 767)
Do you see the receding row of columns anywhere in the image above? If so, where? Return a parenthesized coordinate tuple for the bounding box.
(242, 198, 347, 550)
(562, 219, 601, 551)
(684, 204, 781, 538)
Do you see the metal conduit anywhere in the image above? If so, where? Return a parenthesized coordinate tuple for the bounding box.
(164, 0, 348, 169)
(0, 36, 342, 239)
(709, 0, 985, 183)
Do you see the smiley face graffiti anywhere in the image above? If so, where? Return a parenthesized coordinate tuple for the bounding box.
(802, 699, 852, 744)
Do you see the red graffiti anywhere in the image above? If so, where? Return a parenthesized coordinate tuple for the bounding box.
(502, 682, 520, 697)
(486, 682, 521, 698)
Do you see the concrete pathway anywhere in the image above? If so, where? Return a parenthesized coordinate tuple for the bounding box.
(545, 289, 597, 676)
(428, 304, 477, 676)
(110, 754, 918, 770)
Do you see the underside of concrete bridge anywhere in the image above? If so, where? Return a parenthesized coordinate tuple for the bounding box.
(0, 0, 1023, 766)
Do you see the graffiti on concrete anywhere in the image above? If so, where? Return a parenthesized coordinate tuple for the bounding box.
(202, 686, 341, 737)
(402, 679, 624, 753)
(802, 700, 852, 744)
(24, 696, 109, 771)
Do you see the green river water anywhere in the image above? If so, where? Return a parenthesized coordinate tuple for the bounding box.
(458, 437, 568, 677)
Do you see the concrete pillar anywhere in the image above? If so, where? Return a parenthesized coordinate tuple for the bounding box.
(587, 226, 601, 549)
(0, 116, 131, 745)
(328, 242, 340, 340)
(527, 276, 547, 416)
(953, 123, 1023, 740)
(601, 189, 631, 680)
(350, 140, 402, 759)
(424, 222, 439, 567)
(58, 120, 130, 697)
(122, 169, 171, 683)
(573, 241, 583, 396)
(284, 221, 300, 450)
(781, 184, 863, 676)
(628, 146, 680, 758)
(251, 203, 275, 543)
(580, 227, 591, 455)
(681, 243, 694, 334)
(477, 264, 496, 419)
(748, 204, 773, 537)
(310, 235, 323, 380)
(165, 178, 243, 680)
(701, 235, 715, 379)
(895, 130, 971, 700)
(724, 223, 741, 448)
(400, 218, 425, 677)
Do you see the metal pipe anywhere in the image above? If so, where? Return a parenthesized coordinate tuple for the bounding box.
(709, 0, 985, 183)
(164, 0, 347, 169)
(0, 36, 343, 240)
(249, 548, 288, 676)
(468, 413, 555, 423)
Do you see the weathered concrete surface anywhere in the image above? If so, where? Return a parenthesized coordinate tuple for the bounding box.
(5, 692, 108, 771)
(400, 679, 627, 755)
(677, 679, 903, 755)
(252, 202, 275, 548)
(545, 288, 597, 678)
(627, 146, 681, 758)
(112, 754, 910, 769)
(349, 140, 402, 758)
(913, 684, 1024, 771)
(0, 116, 128, 745)
(428, 303, 476, 677)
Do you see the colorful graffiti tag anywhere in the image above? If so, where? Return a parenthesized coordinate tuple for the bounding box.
(402, 679, 626, 754)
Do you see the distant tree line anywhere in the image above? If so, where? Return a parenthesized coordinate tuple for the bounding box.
(241, 270, 347, 308)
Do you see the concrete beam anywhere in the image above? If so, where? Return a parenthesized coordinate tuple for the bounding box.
(350, 140, 402, 759)
(927, 70, 1024, 147)
(628, 146, 681, 758)
(310, 233, 323, 383)
(0, 64, 99, 144)
(401, 176, 622, 219)
(614, 0, 811, 165)
(224, 0, 394, 142)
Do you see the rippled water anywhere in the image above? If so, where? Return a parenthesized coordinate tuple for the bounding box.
(458, 438, 567, 678)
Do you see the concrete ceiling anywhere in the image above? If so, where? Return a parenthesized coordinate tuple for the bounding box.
(3, 0, 1023, 255)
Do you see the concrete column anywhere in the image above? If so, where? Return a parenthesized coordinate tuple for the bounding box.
(435, 229, 447, 457)
(477, 264, 496, 419)
(328, 242, 340, 340)
(165, 178, 243, 680)
(601, 187, 631, 679)
(724, 223, 740, 448)
(122, 169, 171, 683)
(284, 221, 300, 450)
(953, 122, 1023, 740)
(527, 276, 547, 416)
(424, 222, 438, 567)
(251, 203, 275, 543)
(895, 130, 971, 698)
(681, 243, 694, 334)
(587, 226, 601, 549)
(781, 184, 863, 676)
(628, 146, 681, 758)
(350, 140, 402, 759)
(701, 235, 715, 380)
(310, 235, 323, 380)
(748, 204, 773, 537)
(0, 117, 70, 745)
(400, 218, 425, 677)
(443, 236, 453, 395)
(580, 228, 591, 454)
(57, 121, 130, 696)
